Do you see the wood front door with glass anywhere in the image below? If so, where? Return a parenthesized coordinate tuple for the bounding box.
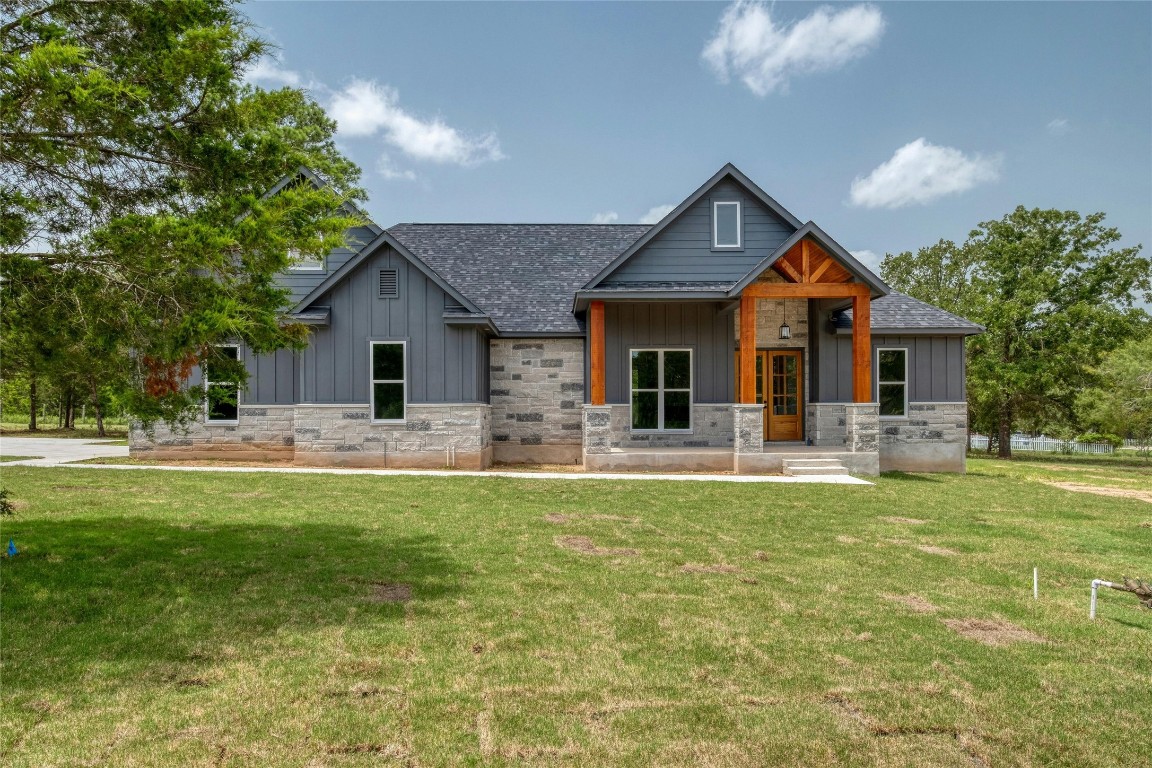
(735, 349, 803, 441)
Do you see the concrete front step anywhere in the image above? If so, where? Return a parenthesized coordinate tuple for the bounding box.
(782, 457, 850, 476)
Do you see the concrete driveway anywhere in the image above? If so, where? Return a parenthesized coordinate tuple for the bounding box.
(0, 436, 129, 466)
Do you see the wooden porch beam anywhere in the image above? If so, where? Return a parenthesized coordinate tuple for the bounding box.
(809, 257, 835, 284)
(801, 240, 811, 282)
(852, 294, 872, 403)
(739, 295, 756, 404)
(775, 256, 803, 283)
(589, 300, 606, 405)
(742, 283, 869, 299)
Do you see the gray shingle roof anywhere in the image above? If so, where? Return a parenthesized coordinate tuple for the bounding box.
(387, 224, 650, 334)
(836, 291, 983, 333)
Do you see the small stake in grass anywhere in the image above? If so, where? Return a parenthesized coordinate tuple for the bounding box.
(1034, 567, 1039, 600)
(7, 539, 16, 557)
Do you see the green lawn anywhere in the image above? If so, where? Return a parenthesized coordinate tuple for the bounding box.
(0, 456, 41, 463)
(1, 459, 1149, 766)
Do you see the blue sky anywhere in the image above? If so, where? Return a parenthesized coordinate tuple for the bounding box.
(246, 1, 1152, 274)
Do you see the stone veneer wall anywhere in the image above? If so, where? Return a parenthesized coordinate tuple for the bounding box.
(806, 403, 848, 447)
(489, 339, 584, 463)
(292, 403, 491, 468)
(129, 405, 295, 460)
(605, 404, 735, 449)
(879, 402, 967, 473)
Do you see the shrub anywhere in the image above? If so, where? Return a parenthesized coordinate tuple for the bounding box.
(1076, 432, 1123, 448)
(0, 489, 13, 515)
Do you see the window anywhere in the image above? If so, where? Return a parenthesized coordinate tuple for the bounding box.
(631, 349, 692, 431)
(877, 348, 908, 418)
(205, 345, 240, 423)
(378, 269, 399, 298)
(371, 342, 406, 421)
(712, 200, 742, 249)
(288, 248, 325, 272)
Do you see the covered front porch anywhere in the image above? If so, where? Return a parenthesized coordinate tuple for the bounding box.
(580, 238, 882, 475)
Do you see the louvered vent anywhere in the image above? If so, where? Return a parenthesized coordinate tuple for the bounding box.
(378, 269, 398, 298)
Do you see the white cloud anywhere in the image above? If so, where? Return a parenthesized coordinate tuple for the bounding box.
(591, 211, 619, 224)
(850, 249, 882, 271)
(849, 138, 1001, 209)
(329, 79, 504, 166)
(702, 2, 885, 96)
(1047, 118, 1071, 135)
(245, 58, 303, 88)
(376, 154, 417, 182)
(639, 204, 675, 224)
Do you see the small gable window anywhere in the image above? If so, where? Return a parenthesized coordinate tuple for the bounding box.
(205, 345, 240, 424)
(288, 248, 325, 272)
(712, 200, 742, 250)
(378, 269, 399, 299)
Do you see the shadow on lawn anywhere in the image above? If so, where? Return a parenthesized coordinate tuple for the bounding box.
(2, 517, 462, 693)
(880, 471, 944, 483)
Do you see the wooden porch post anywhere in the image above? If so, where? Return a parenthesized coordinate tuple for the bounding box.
(590, 300, 606, 405)
(739, 294, 756, 404)
(852, 294, 872, 403)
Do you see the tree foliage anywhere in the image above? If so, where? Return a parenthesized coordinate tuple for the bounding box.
(1076, 334, 1152, 454)
(882, 207, 1150, 457)
(0, 0, 364, 426)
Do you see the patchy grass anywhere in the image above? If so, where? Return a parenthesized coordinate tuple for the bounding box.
(0, 460, 1149, 766)
(0, 423, 129, 439)
(0, 456, 41, 463)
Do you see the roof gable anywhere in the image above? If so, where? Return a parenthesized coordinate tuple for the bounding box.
(727, 222, 890, 297)
(584, 163, 803, 289)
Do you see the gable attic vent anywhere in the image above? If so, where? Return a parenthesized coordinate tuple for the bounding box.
(378, 269, 399, 298)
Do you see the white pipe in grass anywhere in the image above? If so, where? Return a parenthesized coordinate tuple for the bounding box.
(1090, 579, 1117, 619)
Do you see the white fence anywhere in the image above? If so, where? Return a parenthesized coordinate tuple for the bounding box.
(969, 435, 1115, 454)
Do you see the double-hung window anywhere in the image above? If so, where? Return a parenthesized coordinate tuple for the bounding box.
(205, 345, 240, 423)
(877, 348, 908, 418)
(712, 200, 742, 249)
(371, 342, 406, 422)
(630, 349, 692, 431)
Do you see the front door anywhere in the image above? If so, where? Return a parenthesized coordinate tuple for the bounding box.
(734, 349, 804, 441)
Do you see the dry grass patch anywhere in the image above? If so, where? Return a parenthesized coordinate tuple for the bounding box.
(883, 594, 939, 613)
(943, 618, 1045, 647)
(836, 535, 861, 544)
(553, 535, 637, 557)
(679, 563, 741, 574)
(544, 512, 640, 524)
(881, 516, 929, 525)
(918, 545, 959, 556)
(1043, 482, 1152, 504)
(368, 582, 412, 603)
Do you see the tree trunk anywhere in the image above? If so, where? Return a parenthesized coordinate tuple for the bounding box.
(89, 376, 105, 437)
(997, 398, 1013, 459)
(28, 376, 38, 431)
(64, 388, 75, 430)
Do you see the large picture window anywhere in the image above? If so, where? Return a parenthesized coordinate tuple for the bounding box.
(877, 348, 908, 418)
(631, 349, 692, 431)
(371, 342, 406, 421)
(205, 345, 240, 423)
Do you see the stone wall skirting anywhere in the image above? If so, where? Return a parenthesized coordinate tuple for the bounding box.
(806, 403, 847, 448)
(879, 402, 967, 473)
(130, 405, 296, 457)
(844, 404, 880, 454)
(292, 403, 492, 469)
(732, 405, 764, 454)
(490, 338, 585, 448)
(606, 404, 735, 449)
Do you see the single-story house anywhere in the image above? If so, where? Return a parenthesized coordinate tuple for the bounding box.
(132, 163, 983, 475)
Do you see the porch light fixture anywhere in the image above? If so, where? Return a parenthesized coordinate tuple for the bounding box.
(779, 301, 791, 340)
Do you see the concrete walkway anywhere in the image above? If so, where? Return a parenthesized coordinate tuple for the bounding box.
(0, 436, 872, 484)
(0, 436, 129, 466)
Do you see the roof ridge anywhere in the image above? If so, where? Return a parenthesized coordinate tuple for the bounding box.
(387, 222, 653, 227)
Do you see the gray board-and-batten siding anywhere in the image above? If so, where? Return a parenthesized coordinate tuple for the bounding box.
(601, 178, 796, 284)
(300, 245, 488, 405)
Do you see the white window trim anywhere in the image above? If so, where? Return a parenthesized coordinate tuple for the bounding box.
(205, 344, 240, 425)
(712, 200, 742, 250)
(630, 348, 693, 433)
(876, 347, 909, 419)
(369, 340, 407, 424)
(288, 248, 325, 272)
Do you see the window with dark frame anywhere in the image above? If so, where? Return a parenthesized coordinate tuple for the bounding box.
(371, 342, 406, 421)
(205, 345, 240, 423)
(877, 348, 908, 417)
(630, 349, 692, 431)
